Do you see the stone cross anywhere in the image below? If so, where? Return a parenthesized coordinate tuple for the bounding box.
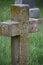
(0, 4, 40, 65)
(0, 4, 29, 65)
(15, 0, 36, 8)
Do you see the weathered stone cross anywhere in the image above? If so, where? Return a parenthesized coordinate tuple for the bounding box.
(0, 2, 40, 65)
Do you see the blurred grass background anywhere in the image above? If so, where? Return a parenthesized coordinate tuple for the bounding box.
(0, 0, 43, 65)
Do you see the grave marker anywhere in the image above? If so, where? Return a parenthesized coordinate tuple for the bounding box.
(0, 3, 41, 65)
(11, 4, 29, 65)
(0, 4, 29, 65)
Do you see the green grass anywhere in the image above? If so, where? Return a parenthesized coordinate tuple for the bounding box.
(0, 0, 43, 65)
(40, 8, 43, 17)
(0, 0, 14, 21)
(28, 23, 43, 65)
(0, 36, 11, 65)
(0, 7, 11, 21)
(0, 1, 13, 65)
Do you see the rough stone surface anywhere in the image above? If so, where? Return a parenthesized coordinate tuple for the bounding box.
(29, 18, 41, 24)
(0, 18, 40, 36)
(0, 21, 20, 36)
(29, 18, 40, 32)
(29, 23, 39, 32)
(29, 8, 40, 18)
(11, 36, 20, 65)
(11, 4, 29, 22)
(15, 0, 36, 8)
(11, 4, 29, 65)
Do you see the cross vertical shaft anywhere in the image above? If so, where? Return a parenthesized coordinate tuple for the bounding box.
(11, 4, 29, 65)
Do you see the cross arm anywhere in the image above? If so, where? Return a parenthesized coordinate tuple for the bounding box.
(28, 18, 41, 32)
(0, 20, 20, 36)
